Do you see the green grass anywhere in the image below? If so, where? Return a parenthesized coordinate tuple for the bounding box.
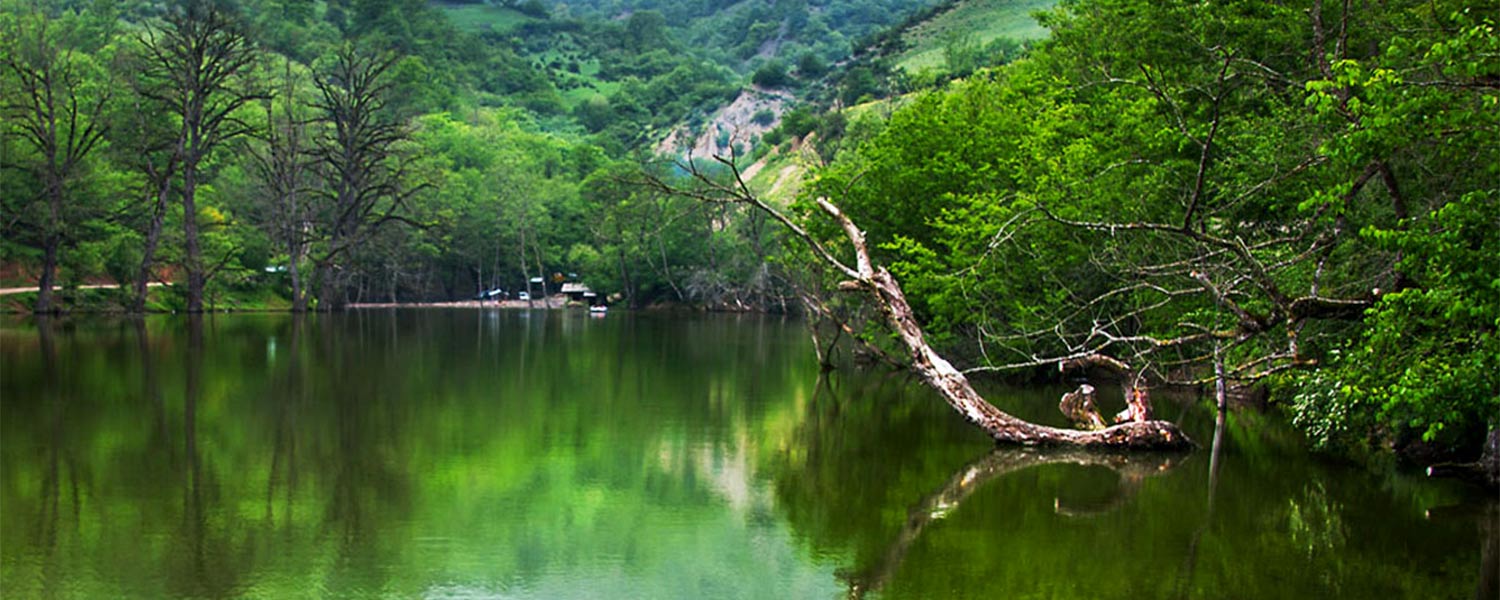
(1, 283, 292, 314)
(745, 147, 809, 205)
(896, 0, 1056, 72)
(436, 3, 537, 33)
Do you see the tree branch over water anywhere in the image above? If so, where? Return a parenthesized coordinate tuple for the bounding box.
(645, 156, 1193, 450)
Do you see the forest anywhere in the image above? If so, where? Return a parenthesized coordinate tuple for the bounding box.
(2, 0, 1496, 471)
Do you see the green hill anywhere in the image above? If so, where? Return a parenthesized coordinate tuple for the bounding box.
(893, 0, 1055, 73)
(435, 2, 540, 33)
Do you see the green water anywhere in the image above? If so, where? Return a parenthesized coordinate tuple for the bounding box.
(0, 311, 1492, 599)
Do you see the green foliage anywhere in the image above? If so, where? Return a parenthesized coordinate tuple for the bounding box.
(797, 0, 1499, 465)
(0, 0, 789, 312)
(796, 51, 828, 78)
(751, 59, 791, 88)
(1291, 6, 1500, 453)
(1321, 191, 1500, 448)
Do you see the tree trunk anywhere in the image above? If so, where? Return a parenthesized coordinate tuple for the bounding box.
(183, 162, 204, 313)
(316, 261, 337, 312)
(615, 245, 634, 309)
(35, 233, 59, 314)
(518, 222, 534, 308)
(289, 250, 306, 313)
(35, 175, 64, 314)
(132, 179, 171, 313)
(867, 267, 1190, 449)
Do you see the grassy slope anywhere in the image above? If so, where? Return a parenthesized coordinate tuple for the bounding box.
(435, 3, 538, 33)
(895, 0, 1055, 72)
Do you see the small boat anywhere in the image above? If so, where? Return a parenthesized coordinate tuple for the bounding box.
(589, 304, 608, 314)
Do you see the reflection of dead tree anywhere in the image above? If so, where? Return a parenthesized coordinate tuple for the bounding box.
(1173, 400, 1229, 599)
(648, 157, 1191, 449)
(842, 448, 1184, 598)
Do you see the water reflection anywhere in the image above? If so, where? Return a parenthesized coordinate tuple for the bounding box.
(0, 312, 1490, 599)
(770, 366, 1486, 599)
(843, 447, 1185, 598)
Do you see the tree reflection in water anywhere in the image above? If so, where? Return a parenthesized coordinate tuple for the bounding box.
(841, 447, 1185, 599)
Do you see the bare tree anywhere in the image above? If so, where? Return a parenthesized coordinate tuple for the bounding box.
(1, 12, 112, 313)
(248, 58, 315, 311)
(138, 0, 263, 312)
(308, 44, 422, 311)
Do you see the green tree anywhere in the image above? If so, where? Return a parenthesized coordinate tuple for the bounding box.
(138, 0, 263, 312)
(0, 9, 113, 313)
(1294, 6, 1500, 463)
(751, 59, 790, 88)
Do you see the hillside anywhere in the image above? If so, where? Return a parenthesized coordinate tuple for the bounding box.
(892, 0, 1054, 73)
(731, 0, 1057, 199)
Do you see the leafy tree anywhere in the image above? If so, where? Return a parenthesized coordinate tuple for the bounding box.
(1292, 6, 1500, 458)
(751, 59, 790, 88)
(0, 9, 113, 313)
(800, 0, 1499, 468)
(796, 51, 827, 78)
(138, 0, 263, 312)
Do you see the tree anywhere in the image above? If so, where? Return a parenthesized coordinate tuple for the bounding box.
(247, 58, 316, 311)
(1, 10, 113, 313)
(752, 60, 790, 89)
(138, 0, 263, 312)
(652, 158, 1192, 449)
(1292, 5, 1499, 477)
(114, 38, 183, 313)
(308, 43, 421, 310)
(803, 0, 1498, 474)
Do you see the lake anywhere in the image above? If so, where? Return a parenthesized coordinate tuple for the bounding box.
(1, 310, 1492, 599)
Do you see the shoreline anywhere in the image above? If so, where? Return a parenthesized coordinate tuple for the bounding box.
(348, 296, 573, 310)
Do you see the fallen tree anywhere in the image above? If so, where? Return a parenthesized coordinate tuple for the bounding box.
(649, 158, 1192, 450)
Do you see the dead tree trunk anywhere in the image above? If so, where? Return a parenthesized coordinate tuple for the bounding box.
(655, 159, 1192, 450)
(862, 260, 1189, 448)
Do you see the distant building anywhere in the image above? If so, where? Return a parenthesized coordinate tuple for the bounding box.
(560, 282, 593, 303)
